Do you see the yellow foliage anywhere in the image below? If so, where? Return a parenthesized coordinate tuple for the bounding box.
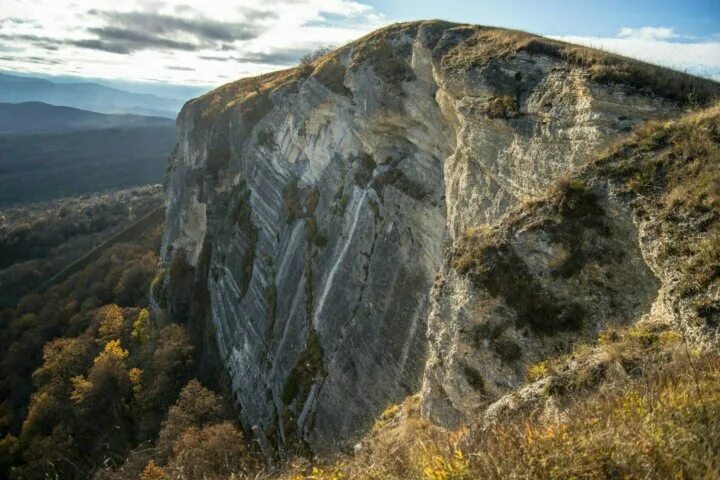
(140, 460, 167, 480)
(129, 367, 143, 396)
(97, 304, 125, 339)
(94, 339, 128, 364)
(526, 361, 549, 382)
(294, 465, 345, 480)
(417, 447, 470, 480)
(132, 308, 151, 344)
(70, 375, 92, 404)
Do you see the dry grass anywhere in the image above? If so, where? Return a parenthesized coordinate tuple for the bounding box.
(270, 327, 720, 480)
(275, 396, 469, 480)
(481, 95, 520, 119)
(194, 67, 301, 124)
(192, 21, 718, 137)
(467, 350, 720, 479)
(595, 103, 720, 303)
(440, 25, 720, 105)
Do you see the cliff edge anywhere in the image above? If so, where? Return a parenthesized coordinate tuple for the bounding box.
(155, 20, 719, 453)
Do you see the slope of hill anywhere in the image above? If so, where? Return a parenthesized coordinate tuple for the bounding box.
(0, 73, 184, 118)
(0, 125, 175, 206)
(0, 102, 174, 135)
(0, 185, 163, 307)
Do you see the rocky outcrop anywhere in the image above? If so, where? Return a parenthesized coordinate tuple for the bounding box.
(423, 104, 720, 428)
(157, 20, 717, 452)
(421, 178, 662, 426)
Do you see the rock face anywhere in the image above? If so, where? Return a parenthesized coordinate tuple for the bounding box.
(420, 179, 662, 426)
(157, 21, 712, 452)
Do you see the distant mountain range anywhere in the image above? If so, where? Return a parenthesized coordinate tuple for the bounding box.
(0, 102, 174, 135)
(0, 73, 186, 118)
(0, 101, 176, 206)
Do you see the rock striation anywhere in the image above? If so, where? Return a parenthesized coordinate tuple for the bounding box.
(156, 20, 718, 452)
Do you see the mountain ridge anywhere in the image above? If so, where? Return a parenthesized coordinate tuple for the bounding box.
(0, 72, 185, 118)
(156, 19, 719, 453)
(0, 101, 174, 135)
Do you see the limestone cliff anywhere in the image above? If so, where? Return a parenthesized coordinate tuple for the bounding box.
(156, 20, 718, 452)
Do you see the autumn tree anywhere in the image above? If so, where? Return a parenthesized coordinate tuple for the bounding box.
(131, 308, 151, 344)
(155, 379, 223, 460)
(141, 324, 194, 419)
(97, 304, 125, 341)
(169, 422, 253, 480)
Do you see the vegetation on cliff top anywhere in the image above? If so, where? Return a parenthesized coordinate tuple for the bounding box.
(191, 20, 719, 128)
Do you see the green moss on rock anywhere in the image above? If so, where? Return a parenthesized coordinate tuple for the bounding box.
(281, 330, 326, 405)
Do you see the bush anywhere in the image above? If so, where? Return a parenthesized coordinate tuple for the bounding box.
(140, 460, 167, 480)
(155, 379, 223, 460)
(482, 95, 519, 118)
(299, 46, 334, 70)
(168, 422, 253, 480)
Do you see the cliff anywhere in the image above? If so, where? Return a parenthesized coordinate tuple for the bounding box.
(156, 20, 719, 453)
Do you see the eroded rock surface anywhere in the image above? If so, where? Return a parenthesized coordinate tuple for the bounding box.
(157, 21, 703, 451)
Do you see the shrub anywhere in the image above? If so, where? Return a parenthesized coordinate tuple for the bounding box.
(168, 422, 253, 480)
(526, 361, 549, 382)
(140, 460, 167, 480)
(299, 46, 335, 73)
(482, 95, 519, 118)
(155, 379, 223, 460)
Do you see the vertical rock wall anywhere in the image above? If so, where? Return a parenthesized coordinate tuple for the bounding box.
(159, 21, 685, 451)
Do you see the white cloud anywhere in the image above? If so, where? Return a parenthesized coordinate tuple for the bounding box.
(554, 27, 720, 81)
(0, 0, 384, 86)
(617, 26, 677, 41)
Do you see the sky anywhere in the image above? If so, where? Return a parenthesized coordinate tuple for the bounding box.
(0, 0, 718, 93)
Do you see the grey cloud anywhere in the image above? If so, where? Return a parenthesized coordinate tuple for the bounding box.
(0, 55, 61, 65)
(0, 28, 196, 56)
(0, 17, 37, 27)
(237, 7, 278, 22)
(200, 48, 311, 65)
(87, 27, 198, 51)
(0, 33, 54, 42)
(0, 33, 62, 51)
(89, 10, 262, 42)
(69, 39, 132, 54)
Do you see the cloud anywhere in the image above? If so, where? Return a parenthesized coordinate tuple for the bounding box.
(0, 55, 61, 65)
(0, 0, 381, 85)
(88, 10, 264, 43)
(199, 48, 314, 65)
(0, 17, 32, 25)
(617, 26, 677, 41)
(554, 27, 720, 81)
(0, 33, 62, 51)
(86, 27, 199, 52)
(69, 39, 132, 54)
